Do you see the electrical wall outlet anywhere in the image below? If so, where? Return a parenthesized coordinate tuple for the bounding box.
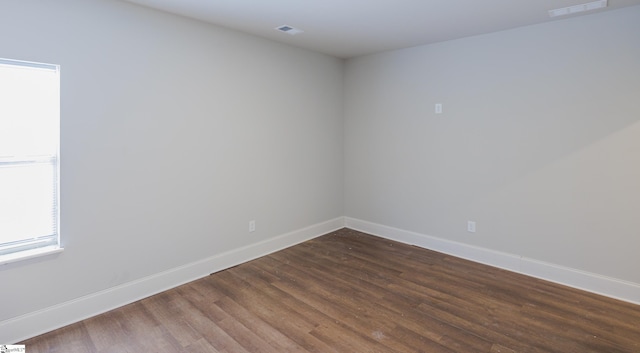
(467, 221, 476, 233)
(249, 220, 256, 232)
(435, 103, 443, 114)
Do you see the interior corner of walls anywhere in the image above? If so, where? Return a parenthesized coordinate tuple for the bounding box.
(0, 217, 344, 344)
(344, 217, 640, 305)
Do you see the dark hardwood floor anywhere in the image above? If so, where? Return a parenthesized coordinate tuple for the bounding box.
(21, 228, 640, 352)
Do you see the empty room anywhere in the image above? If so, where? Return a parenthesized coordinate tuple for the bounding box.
(1, 0, 639, 351)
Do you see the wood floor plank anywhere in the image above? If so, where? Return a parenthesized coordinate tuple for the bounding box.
(259, 259, 468, 351)
(209, 269, 338, 353)
(251, 261, 420, 352)
(182, 337, 222, 353)
(225, 266, 397, 353)
(140, 293, 204, 347)
(20, 228, 640, 352)
(82, 310, 130, 352)
(214, 296, 307, 353)
(22, 322, 97, 353)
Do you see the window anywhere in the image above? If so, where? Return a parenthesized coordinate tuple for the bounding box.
(0, 58, 61, 262)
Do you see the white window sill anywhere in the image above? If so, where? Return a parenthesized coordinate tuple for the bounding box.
(0, 246, 64, 266)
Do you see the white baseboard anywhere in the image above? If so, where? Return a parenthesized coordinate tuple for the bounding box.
(1, 217, 345, 344)
(345, 217, 640, 305)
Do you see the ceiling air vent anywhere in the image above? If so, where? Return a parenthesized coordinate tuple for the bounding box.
(549, 0, 607, 17)
(275, 25, 304, 35)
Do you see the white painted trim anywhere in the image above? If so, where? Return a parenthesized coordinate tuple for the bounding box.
(345, 217, 640, 305)
(1, 217, 345, 344)
(0, 246, 64, 266)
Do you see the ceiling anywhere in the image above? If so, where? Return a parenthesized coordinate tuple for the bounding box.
(124, 0, 640, 58)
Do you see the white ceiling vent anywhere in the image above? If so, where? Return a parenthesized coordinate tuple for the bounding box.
(549, 0, 607, 17)
(275, 25, 304, 35)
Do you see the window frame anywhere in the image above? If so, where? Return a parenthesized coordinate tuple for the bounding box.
(0, 58, 63, 265)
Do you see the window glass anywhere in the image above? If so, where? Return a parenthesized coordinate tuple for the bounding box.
(0, 58, 60, 256)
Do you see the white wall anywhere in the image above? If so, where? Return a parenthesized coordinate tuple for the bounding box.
(0, 0, 343, 339)
(345, 7, 640, 286)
